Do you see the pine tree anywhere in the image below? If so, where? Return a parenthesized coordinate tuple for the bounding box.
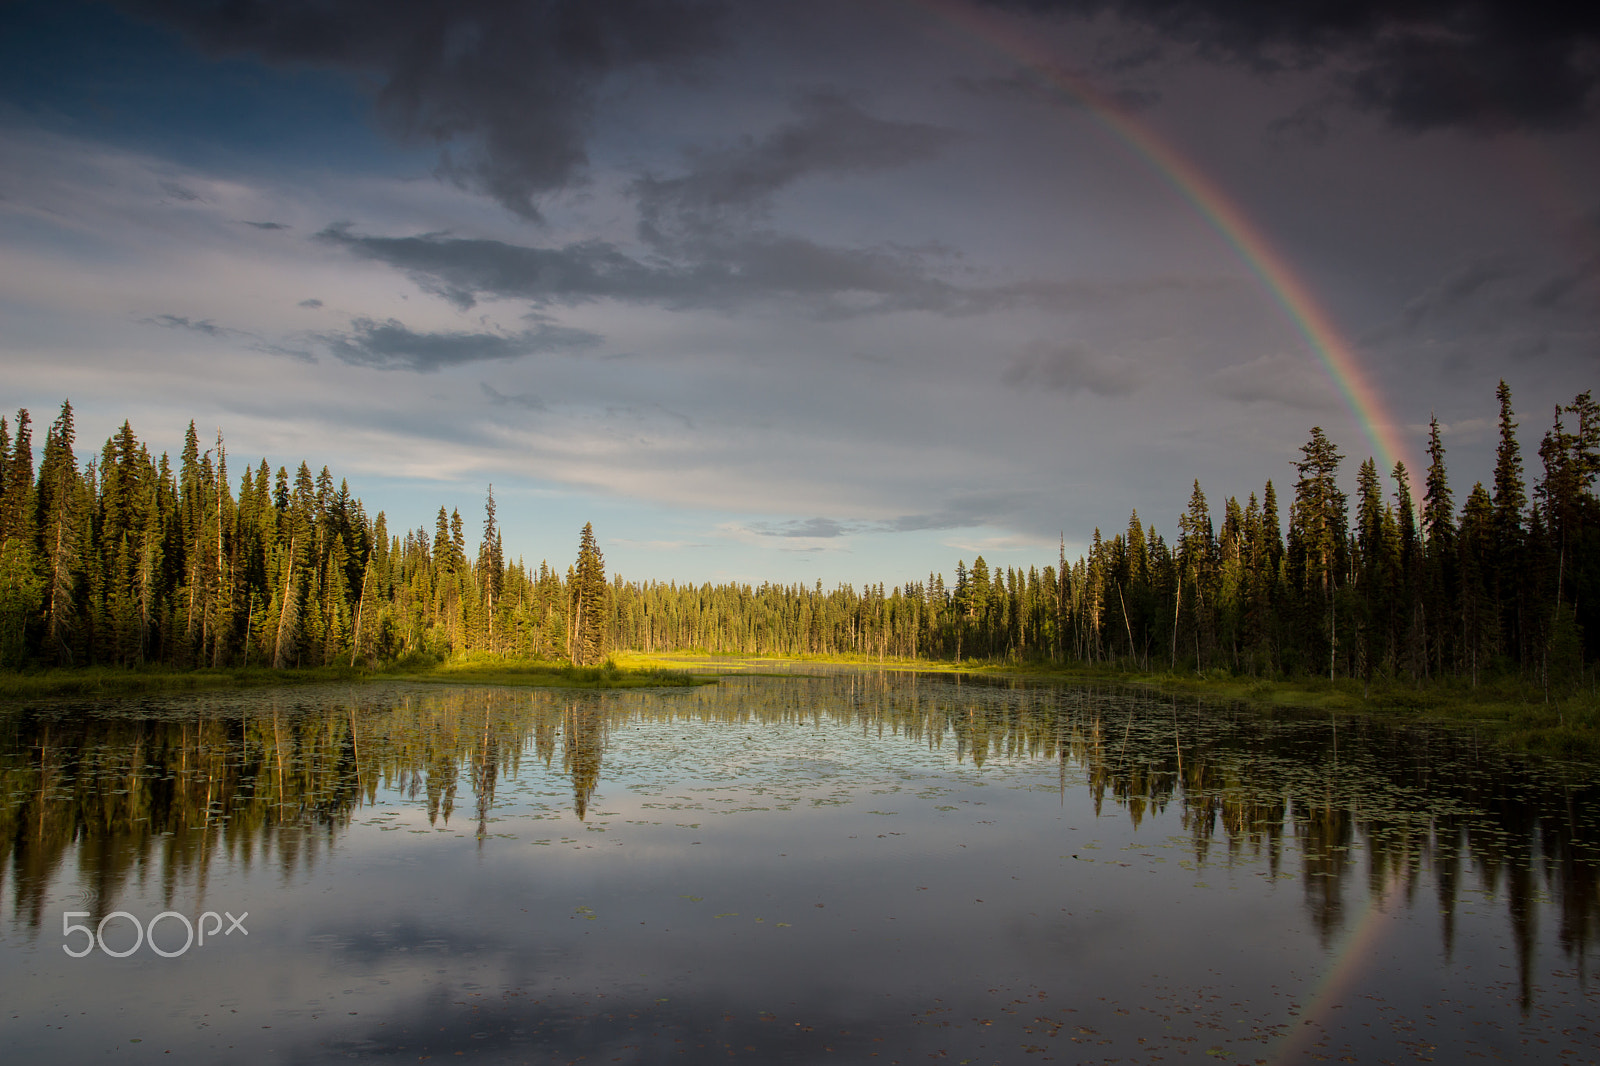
(1458, 482, 1495, 685)
(1422, 415, 1457, 677)
(0, 409, 42, 665)
(569, 523, 607, 665)
(479, 486, 503, 652)
(0, 409, 35, 546)
(1177, 480, 1215, 671)
(1391, 461, 1424, 679)
(1289, 427, 1346, 678)
(272, 463, 315, 668)
(1354, 457, 1390, 684)
(1490, 380, 1526, 664)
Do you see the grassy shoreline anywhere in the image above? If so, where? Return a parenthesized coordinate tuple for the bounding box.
(3, 651, 1593, 758)
(621, 651, 1600, 758)
(0, 654, 708, 701)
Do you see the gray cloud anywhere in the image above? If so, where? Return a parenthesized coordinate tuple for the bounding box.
(1402, 255, 1514, 327)
(146, 312, 318, 361)
(319, 224, 978, 316)
(957, 65, 1160, 111)
(1530, 255, 1600, 309)
(633, 92, 956, 239)
(298, 298, 324, 309)
(1210, 354, 1337, 411)
(879, 493, 1031, 533)
(145, 313, 228, 336)
(1002, 341, 1143, 396)
(249, 341, 318, 364)
(317, 224, 1176, 318)
(317, 316, 600, 372)
(121, 0, 724, 218)
(751, 517, 856, 539)
(481, 382, 548, 410)
(158, 179, 203, 202)
(240, 220, 290, 230)
(980, 0, 1600, 131)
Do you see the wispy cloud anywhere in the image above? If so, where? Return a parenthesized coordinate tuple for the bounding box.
(317, 316, 600, 372)
(1003, 341, 1143, 397)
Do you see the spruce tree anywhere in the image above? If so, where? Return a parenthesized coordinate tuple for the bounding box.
(0, 409, 35, 545)
(1391, 461, 1423, 678)
(1289, 427, 1346, 678)
(1355, 457, 1389, 683)
(1422, 415, 1457, 677)
(1458, 482, 1495, 685)
(0, 408, 43, 665)
(1490, 380, 1526, 663)
(569, 523, 608, 665)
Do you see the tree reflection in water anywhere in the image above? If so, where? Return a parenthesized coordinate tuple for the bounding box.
(2, 672, 1596, 1011)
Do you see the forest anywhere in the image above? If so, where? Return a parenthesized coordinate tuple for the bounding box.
(0, 381, 1594, 692)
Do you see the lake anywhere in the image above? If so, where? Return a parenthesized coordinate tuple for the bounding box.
(1, 671, 1597, 1063)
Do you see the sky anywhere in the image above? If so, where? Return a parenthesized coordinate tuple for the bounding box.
(1, 0, 1597, 589)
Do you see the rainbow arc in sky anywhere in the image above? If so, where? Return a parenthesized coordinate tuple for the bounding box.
(917, 0, 1414, 479)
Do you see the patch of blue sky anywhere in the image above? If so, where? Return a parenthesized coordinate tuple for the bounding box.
(0, 0, 421, 176)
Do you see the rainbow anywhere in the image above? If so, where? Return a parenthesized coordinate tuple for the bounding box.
(912, 0, 1414, 478)
(1264, 874, 1399, 1063)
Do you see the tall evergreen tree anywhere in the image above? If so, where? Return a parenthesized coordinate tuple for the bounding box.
(0, 409, 35, 546)
(1422, 415, 1457, 677)
(0, 409, 43, 665)
(1458, 482, 1495, 685)
(1491, 380, 1526, 664)
(1391, 461, 1423, 678)
(1288, 427, 1346, 678)
(479, 486, 504, 652)
(569, 523, 607, 665)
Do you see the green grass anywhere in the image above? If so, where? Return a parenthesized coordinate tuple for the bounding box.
(0, 652, 709, 700)
(629, 652, 1600, 759)
(0, 663, 371, 700)
(387, 653, 710, 689)
(5, 652, 1592, 758)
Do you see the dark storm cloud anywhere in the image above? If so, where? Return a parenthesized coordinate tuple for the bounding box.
(1002, 342, 1143, 396)
(981, 0, 1600, 129)
(118, 0, 723, 218)
(317, 316, 600, 372)
(633, 92, 956, 238)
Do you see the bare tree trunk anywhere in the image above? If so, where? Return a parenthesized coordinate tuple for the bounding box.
(350, 551, 372, 668)
(214, 438, 227, 668)
(1171, 579, 1181, 672)
(1118, 583, 1136, 668)
(273, 538, 297, 670)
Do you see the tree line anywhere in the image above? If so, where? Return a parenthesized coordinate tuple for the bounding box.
(0, 381, 1593, 687)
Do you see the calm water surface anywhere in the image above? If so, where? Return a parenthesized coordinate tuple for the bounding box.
(2, 672, 1597, 1064)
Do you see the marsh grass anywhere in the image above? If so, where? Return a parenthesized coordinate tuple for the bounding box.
(0, 652, 708, 701)
(629, 651, 1600, 758)
(5, 650, 1592, 756)
(0, 664, 368, 700)
(388, 652, 709, 689)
